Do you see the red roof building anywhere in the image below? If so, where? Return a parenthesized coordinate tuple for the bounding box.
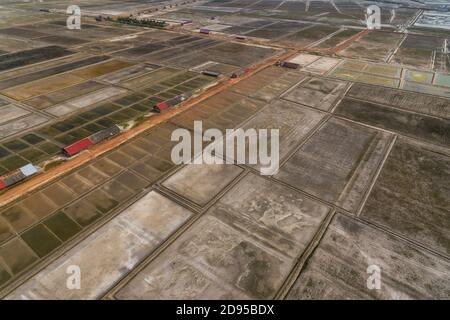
(63, 138, 93, 156)
(155, 101, 169, 112)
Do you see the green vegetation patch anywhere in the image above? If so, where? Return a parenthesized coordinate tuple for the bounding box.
(44, 212, 81, 242)
(108, 16, 166, 29)
(21, 224, 61, 258)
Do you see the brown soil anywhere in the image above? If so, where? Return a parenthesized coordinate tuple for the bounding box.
(0, 48, 294, 207)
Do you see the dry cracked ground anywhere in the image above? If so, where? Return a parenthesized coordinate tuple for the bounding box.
(0, 0, 449, 300)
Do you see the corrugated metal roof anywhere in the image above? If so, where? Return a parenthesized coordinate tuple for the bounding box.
(166, 95, 184, 107)
(0, 165, 36, 190)
(3, 171, 26, 187)
(63, 138, 93, 156)
(89, 125, 120, 144)
(19, 164, 38, 177)
(282, 61, 300, 69)
(202, 70, 220, 77)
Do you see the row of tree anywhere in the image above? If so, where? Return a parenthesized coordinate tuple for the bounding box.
(107, 16, 166, 28)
